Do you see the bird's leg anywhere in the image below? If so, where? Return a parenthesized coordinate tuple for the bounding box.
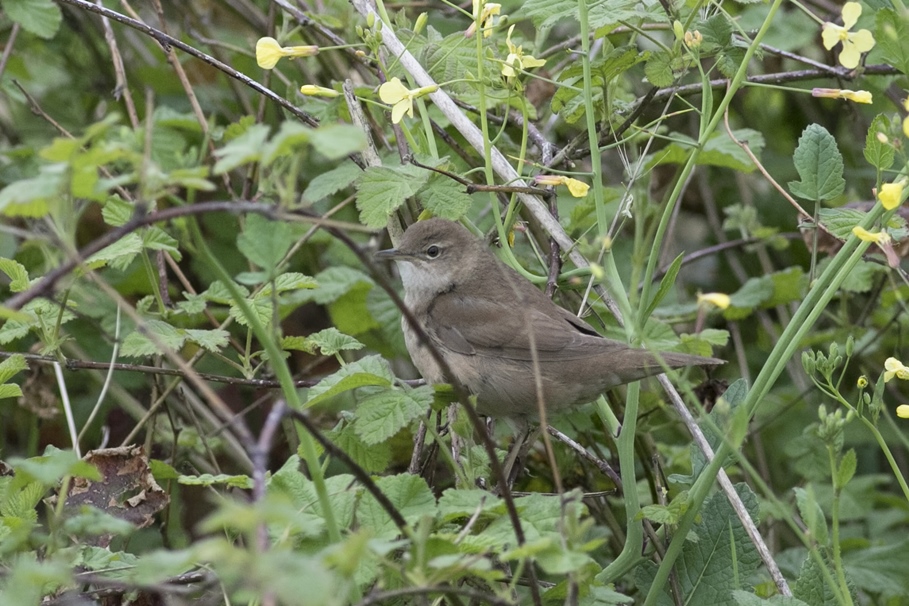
(500, 422, 542, 490)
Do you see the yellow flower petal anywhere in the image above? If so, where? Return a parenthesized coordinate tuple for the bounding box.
(841, 2, 862, 29)
(851, 29, 875, 53)
(256, 37, 285, 69)
(379, 77, 411, 104)
(821, 25, 843, 50)
(564, 177, 590, 197)
(852, 226, 883, 243)
(698, 292, 731, 310)
(903, 116, 909, 139)
(390, 98, 413, 123)
(838, 45, 862, 69)
(879, 182, 904, 210)
(897, 404, 909, 418)
(884, 357, 909, 382)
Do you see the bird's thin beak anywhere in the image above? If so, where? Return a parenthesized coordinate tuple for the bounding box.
(374, 247, 402, 260)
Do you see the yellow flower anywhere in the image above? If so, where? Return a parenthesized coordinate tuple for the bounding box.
(857, 375, 868, 389)
(878, 182, 904, 210)
(256, 37, 319, 70)
(465, 0, 502, 38)
(852, 226, 891, 245)
(884, 357, 909, 382)
(811, 88, 872, 104)
(683, 30, 703, 50)
(897, 405, 909, 418)
(378, 77, 438, 124)
(300, 85, 340, 98)
(697, 292, 731, 310)
(533, 174, 590, 197)
(821, 2, 875, 69)
(501, 25, 546, 80)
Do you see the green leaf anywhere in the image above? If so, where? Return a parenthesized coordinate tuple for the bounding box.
(0, 171, 60, 217)
(213, 124, 270, 174)
(183, 328, 230, 353)
(237, 214, 296, 271)
(305, 355, 394, 407)
(864, 114, 895, 171)
(635, 484, 761, 603)
(355, 165, 430, 227)
(121, 320, 187, 357)
(308, 124, 367, 160)
(724, 275, 773, 320)
(354, 385, 433, 445)
(10, 447, 101, 485)
(178, 474, 253, 489)
(843, 539, 909, 597)
(1, 0, 62, 39)
(644, 51, 675, 87)
(328, 422, 392, 473)
(258, 272, 318, 297)
(228, 297, 273, 327)
(0, 353, 28, 384)
(0, 384, 23, 399)
(302, 162, 362, 203)
(731, 591, 810, 605)
(270, 457, 357, 528)
(101, 197, 134, 227)
(648, 129, 764, 172)
(437, 489, 503, 521)
(357, 474, 436, 539)
(85, 233, 143, 271)
(645, 253, 683, 319)
(142, 227, 182, 260)
(303, 266, 372, 305)
(303, 327, 365, 356)
(835, 449, 857, 489)
(876, 9, 909, 76)
(260, 121, 312, 166)
(794, 486, 828, 546)
(788, 124, 845, 202)
(817, 207, 865, 240)
(0, 258, 30, 292)
(417, 173, 471, 221)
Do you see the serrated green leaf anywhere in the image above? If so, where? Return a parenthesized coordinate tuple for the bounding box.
(305, 355, 394, 407)
(357, 474, 436, 539)
(644, 51, 675, 87)
(228, 297, 273, 327)
(121, 319, 187, 357)
(0, 353, 28, 383)
(309, 124, 367, 160)
(417, 173, 471, 220)
(0, 258, 30, 292)
(258, 272, 318, 297)
(327, 423, 391, 473)
(85, 233, 143, 271)
(835, 449, 857, 489)
(843, 540, 909, 597)
(183, 328, 230, 353)
(731, 591, 810, 605)
(876, 9, 909, 76)
(789, 124, 845, 202)
(101, 197, 134, 227)
(0, 172, 59, 217)
(302, 162, 363, 203)
(354, 385, 433, 445)
(0, 384, 23, 399)
(237, 214, 296, 271)
(355, 165, 430, 227)
(213, 124, 270, 174)
(1, 0, 62, 39)
(437, 489, 503, 520)
(141, 227, 181, 260)
(794, 486, 828, 545)
(864, 114, 895, 171)
(649, 129, 763, 172)
(723, 275, 773, 320)
(304, 327, 364, 356)
(302, 266, 373, 305)
(10, 447, 102, 485)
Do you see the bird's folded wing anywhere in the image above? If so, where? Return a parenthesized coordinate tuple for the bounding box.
(427, 290, 630, 362)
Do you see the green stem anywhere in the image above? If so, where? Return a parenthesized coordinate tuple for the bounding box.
(828, 446, 853, 605)
(188, 219, 341, 544)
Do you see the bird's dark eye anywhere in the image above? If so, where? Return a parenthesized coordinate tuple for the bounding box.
(426, 245, 441, 258)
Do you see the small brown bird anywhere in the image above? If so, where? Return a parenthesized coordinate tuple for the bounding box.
(376, 218, 722, 420)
